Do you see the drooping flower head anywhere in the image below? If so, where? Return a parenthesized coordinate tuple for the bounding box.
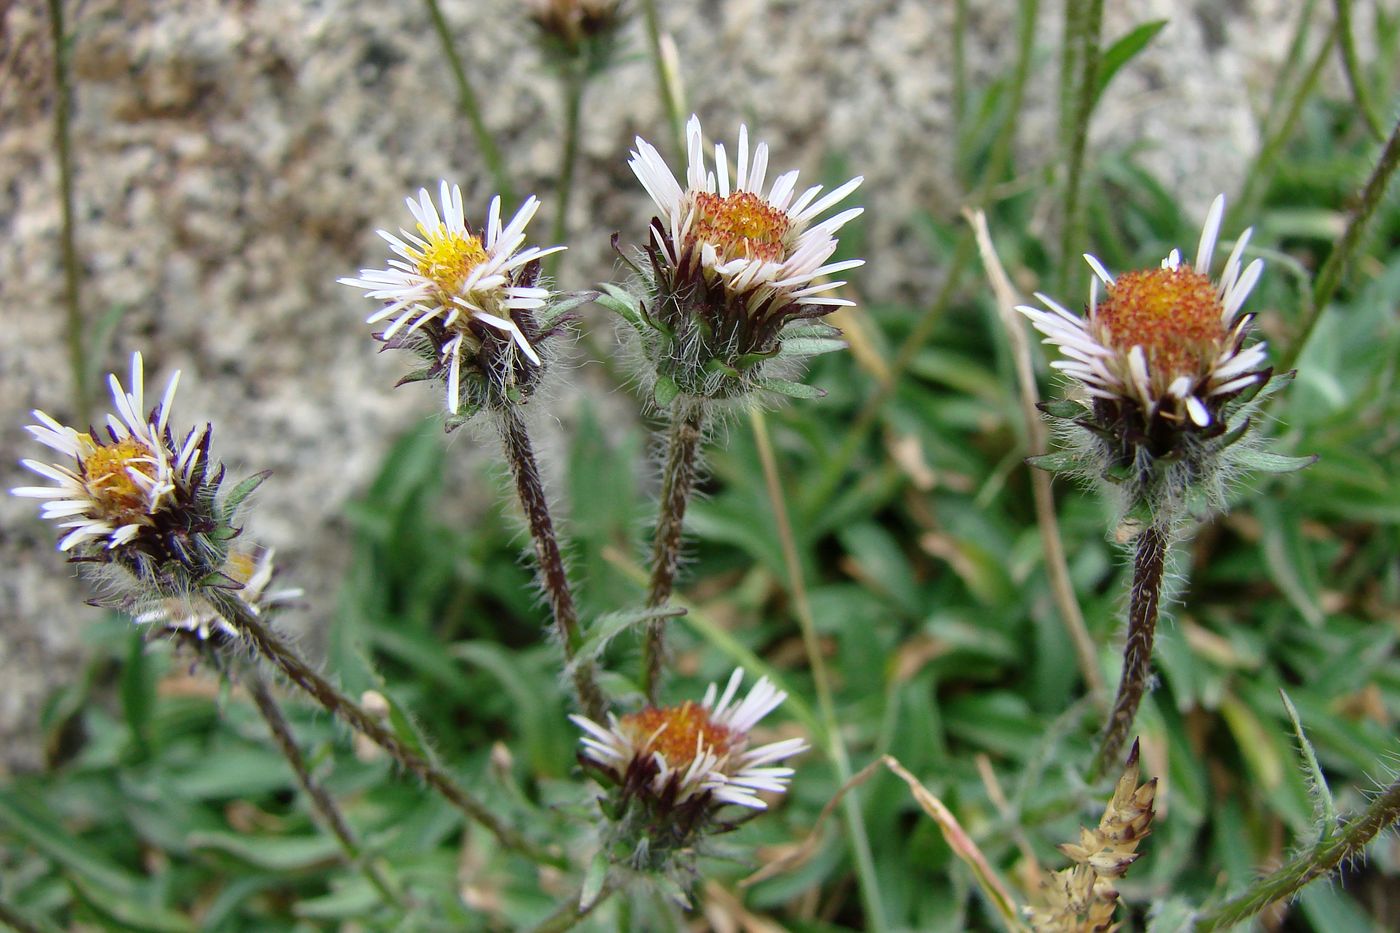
(13, 352, 218, 568)
(340, 182, 573, 422)
(616, 115, 864, 404)
(135, 546, 302, 643)
(571, 668, 807, 864)
(1016, 196, 1298, 516)
(525, 0, 627, 69)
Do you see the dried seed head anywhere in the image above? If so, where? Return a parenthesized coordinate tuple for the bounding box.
(1028, 740, 1157, 933)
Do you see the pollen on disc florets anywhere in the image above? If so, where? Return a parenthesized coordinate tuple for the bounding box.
(622, 701, 735, 766)
(80, 435, 163, 521)
(690, 191, 792, 265)
(411, 225, 490, 305)
(1094, 266, 1227, 394)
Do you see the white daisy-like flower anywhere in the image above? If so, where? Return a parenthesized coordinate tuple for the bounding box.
(12, 352, 202, 551)
(1017, 194, 1269, 428)
(629, 114, 865, 307)
(135, 547, 302, 640)
(339, 182, 564, 413)
(571, 668, 807, 811)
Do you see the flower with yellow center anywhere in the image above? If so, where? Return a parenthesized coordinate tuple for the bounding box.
(571, 668, 807, 811)
(630, 114, 864, 307)
(1018, 194, 1268, 427)
(13, 352, 202, 551)
(339, 182, 565, 413)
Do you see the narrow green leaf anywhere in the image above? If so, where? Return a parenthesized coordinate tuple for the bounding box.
(1037, 398, 1087, 419)
(654, 374, 680, 408)
(1094, 20, 1169, 106)
(120, 629, 153, 760)
(573, 606, 684, 669)
(580, 851, 609, 910)
(1278, 689, 1336, 840)
(774, 337, 847, 359)
(536, 289, 598, 328)
(1025, 451, 1080, 473)
(0, 791, 141, 896)
(1235, 449, 1319, 474)
(68, 875, 194, 933)
(596, 284, 644, 328)
(759, 377, 826, 399)
(222, 470, 272, 516)
(188, 830, 343, 871)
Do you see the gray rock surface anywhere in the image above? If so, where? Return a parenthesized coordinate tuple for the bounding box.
(0, 0, 1324, 771)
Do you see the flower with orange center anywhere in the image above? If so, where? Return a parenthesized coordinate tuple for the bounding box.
(630, 114, 864, 307)
(1018, 194, 1268, 428)
(572, 668, 807, 811)
(135, 546, 302, 641)
(340, 182, 565, 414)
(14, 352, 203, 551)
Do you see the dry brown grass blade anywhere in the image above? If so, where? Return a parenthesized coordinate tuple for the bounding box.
(742, 755, 1030, 933)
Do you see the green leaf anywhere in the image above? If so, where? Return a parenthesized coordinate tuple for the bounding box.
(0, 790, 141, 897)
(1094, 20, 1169, 107)
(580, 851, 609, 910)
(1278, 690, 1336, 840)
(573, 606, 684, 668)
(774, 337, 847, 359)
(294, 878, 383, 920)
(596, 283, 644, 328)
(68, 875, 194, 933)
(1037, 398, 1087, 419)
(221, 470, 272, 517)
(536, 289, 598, 328)
(1255, 499, 1325, 627)
(1025, 451, 1080, 473)
(1235, 449, 1319, 474)
(759, 377, 826, 399)
(653, 374, 680, 408)
(188, 830, 343, 871)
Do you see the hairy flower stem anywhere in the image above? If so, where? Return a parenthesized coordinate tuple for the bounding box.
(499, 408, 607, 721)
(641, 404, 705, 704)
(1284, 115, 1400, 371)
(1195, 775, 1400, 930)
(246, 673, 404, 909)
(1093, 521, 1170, 779)
(204, 590, 554, 864)
(1056, 0, 1104, 295)
(48, 0, 87, 417)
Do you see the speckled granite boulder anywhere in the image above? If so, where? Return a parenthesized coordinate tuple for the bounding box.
(0, 0, 1314, 772)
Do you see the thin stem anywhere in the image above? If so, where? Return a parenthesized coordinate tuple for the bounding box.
(48, 0, 87, 417)
(751, 410, 889, 933)
(641, 404, 705, 703)
(1092, 521, 1170, 779)
(246, 673, 403, 909)
(1334, 0, 1386, 141)
(802, 0, 1038, 516)
(499, 407, 607, 721)
(204, 589, 554, 864)
(1237, 16, 1340, 221)
(547, 65, 586, 280)
(1194, 775, 1400, 930)
(966, 208, 1105, 704)
(638, 0, 684, 156)
(1056, 0, 1105, 294)
(422, 0, 514, 204)
(1283, 116, 1400, 371)
(530, 882, 616, 933)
